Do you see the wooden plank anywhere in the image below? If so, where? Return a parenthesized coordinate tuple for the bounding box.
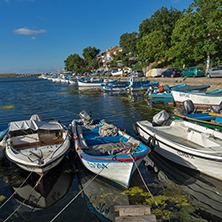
(114, 205, 151, 217)
(115, 215, 156, 222)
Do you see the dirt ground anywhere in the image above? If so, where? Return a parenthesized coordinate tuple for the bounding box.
(114, 76, 222, 91)
(148, 76, 222, 91)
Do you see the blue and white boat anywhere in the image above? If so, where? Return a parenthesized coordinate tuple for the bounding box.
(71, 111, 150, 188)
(148, 84, 210, 102)
(147, 84, 187, 102)
(101, 77, 155, 93)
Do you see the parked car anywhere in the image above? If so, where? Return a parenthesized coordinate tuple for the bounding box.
(161, 68, 181, 78)
(181, 66, 205, 77)
(205, 65, 222, 78)
(130, 70, 144, 77)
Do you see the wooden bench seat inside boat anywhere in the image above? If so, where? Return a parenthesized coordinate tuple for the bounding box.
(11, 133, 64, 150)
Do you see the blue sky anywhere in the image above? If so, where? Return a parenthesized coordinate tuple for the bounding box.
(0, 0, 193, 74)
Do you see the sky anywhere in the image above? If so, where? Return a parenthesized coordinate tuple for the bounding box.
(0, 0, 194, 74)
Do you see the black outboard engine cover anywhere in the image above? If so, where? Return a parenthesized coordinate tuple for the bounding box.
(152, 110, 170, 126)
(182, 100, 195, 114)
(211, 101, 222, 113)
(163, 85, 170, 93)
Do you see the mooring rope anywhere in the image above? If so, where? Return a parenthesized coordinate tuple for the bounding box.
(50, 158, 114, 222)
(130, 154, 172, 222)
(3, 173, 44, 222)
(0, 171, 33, 209)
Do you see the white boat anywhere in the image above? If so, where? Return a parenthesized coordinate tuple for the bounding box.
(134, 110, 222, 181)
(78, 77, 111, 87)
(5, 114, 70, 175)
(71, 111, 150, 188)
(171, 89, 222, 107)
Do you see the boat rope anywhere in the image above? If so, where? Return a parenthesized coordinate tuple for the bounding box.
(50, 158, 114, 222)
(3, 173, 44, 222)
(0, 171, 33, 210)
(130, 154, 172, 222)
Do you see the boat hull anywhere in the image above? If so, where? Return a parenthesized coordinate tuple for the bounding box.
(71, 120, 150, 188)
(135, 120, 222, 181)
(172, 90, 222, 107)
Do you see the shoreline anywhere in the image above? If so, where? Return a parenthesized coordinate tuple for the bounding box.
(106, 76, 221, 92)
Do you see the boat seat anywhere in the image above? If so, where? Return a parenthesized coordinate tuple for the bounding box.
(10, 133, 64, 150)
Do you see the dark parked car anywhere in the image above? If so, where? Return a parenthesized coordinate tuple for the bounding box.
(205, 65, 222, 78)
(161, 68, 181, 78)
(130, 70, 144, 77)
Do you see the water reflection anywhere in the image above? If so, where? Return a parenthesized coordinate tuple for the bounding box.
(1, 157, 75, 221)
(75, 155, 129, 222)
(144, 152, 222, 221)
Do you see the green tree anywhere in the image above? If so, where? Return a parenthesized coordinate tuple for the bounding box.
(169, 0, 222, 69)
(82, 46, 100, 70)
(139, 6, 182, 46)
(120, 32, 138, 56)
(137, 31, 168, 64)
(64, 53, 85, 72)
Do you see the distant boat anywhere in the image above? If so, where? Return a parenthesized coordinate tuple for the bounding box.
(5, 114, 71, 175)
(78, 77, 111, 87)
(71, 111, 150, 188)
(101, 76, 154, 93)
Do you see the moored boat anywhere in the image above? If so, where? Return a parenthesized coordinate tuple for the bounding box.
(71, 111, 150, 188)
(147, 84, 209, 102)
(172, 89, 222, 107)
(101, 76, 153, 93)
(78, 77, 110, 87)
(5, 114, 71, 175)
(134, 110, 222, 181)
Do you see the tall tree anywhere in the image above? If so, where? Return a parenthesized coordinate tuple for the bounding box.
(64, 53, 85, 72)
(82, 46, 100, 70)
(119, 32, 138, 56)
(169, 0, 222, 69)
(137, 31, 168, 64)
(139, 6, 182, 46)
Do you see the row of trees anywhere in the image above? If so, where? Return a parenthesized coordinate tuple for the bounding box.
(64, 0, 222, 73)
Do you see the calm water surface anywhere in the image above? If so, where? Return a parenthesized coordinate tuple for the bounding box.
(0, 77, 222, 222)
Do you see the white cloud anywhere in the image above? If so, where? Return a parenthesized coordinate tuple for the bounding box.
(13, 27, 47, 35)
(32, 36, 36, 40)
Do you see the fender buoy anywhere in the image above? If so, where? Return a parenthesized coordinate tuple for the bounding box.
(133, 123, 139, 135)
(147, 136, 156, 150)
(158, 86, 164, 93)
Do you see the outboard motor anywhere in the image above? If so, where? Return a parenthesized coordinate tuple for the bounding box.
(144, 86, 154, 95)
(152, 110, 170, 126)
(163, 85, 170, 93)
(181, 100, 195, 114)
(79, 110, 91, 121)
(211, 101, 222, 113)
